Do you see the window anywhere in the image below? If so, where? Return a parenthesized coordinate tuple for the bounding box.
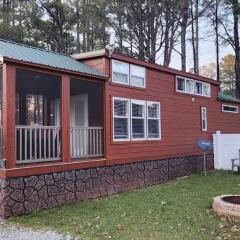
(113, 97, 161, 141)
(130, 65, 146, 88)
(112, 60, 146, 88)
(195, 81, 203, 95)
(131, 100, 146, 139)
(203, 83, 211, 96)
(113, 97, 130, 140)
(186, 79, 194, 93)
(201, 107, 207, 131)
(147, 102, 160, 139)
(112, 60, 129, 85)
(176, 77, 185, 92)
(222, 104, 238, 113)
(176, 76, 211, 97)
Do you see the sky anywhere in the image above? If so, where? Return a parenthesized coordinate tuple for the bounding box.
(157, 16, 234, 71)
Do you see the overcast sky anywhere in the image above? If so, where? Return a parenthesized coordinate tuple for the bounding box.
(157, 17, 234, 71)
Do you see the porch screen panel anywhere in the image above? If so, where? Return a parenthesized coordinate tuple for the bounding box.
(26, 94, 44, 125)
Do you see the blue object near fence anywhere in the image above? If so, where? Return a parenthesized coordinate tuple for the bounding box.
(197, 139, 213, 176)
(197, 139, 213, 152)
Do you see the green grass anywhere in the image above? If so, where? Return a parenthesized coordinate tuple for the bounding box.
(7, 171, 240, 240)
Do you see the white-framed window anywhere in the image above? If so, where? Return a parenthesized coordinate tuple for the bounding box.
(111, 59, 146, 88)
(195, 81, 203, 95)
(113, 97, 130, 141)
(147, 101, 161, 139)
(203, 83, 211, 97)
(201, 107, 207, 131)
(176, 76, 185, 92)
(222, 104, 239, 113)
(176, 76, 211, 97)
(131, 100, 146, 139)
(112, 97, 161, 141)
(112, 60, 129, 85)
(185, 79, 194, 93)
(130, 64, 146, 88)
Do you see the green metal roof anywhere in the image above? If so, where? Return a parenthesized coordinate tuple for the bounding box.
(0, 38, 105, 78)
(218, 92, 240, 104)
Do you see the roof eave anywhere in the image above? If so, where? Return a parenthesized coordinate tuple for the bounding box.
(217, 97, 240, 104)
(71, 49, 108, 60)
(110, 53, 219, 86)
(3, 57, 107, 80)
(73, 50, 219, 86)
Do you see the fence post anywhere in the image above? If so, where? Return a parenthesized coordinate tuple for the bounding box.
(215, 131, 222, 169)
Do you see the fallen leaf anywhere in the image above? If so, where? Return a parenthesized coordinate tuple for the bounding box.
(116, 224, 123, 230)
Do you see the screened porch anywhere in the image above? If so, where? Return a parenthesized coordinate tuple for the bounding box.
(14, 69, 104, 165)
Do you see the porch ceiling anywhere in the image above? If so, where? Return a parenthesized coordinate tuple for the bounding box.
(0, 38, 106, 78)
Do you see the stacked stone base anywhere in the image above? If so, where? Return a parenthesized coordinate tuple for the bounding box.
(0, 154, 213, 218)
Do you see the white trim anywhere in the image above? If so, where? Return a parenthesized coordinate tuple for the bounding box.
(147, 101, 161, 140)
(131, 99, 146, 140)
(201, 107, 207, 131)
(222, 104, 239, 114)
(112, 97, 130, 141)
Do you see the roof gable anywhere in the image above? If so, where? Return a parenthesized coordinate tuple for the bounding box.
(0, 39, 105, 78)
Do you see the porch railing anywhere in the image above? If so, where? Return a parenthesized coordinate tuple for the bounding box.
(71, 127, 103, 159)
(16, 125, 61, 164)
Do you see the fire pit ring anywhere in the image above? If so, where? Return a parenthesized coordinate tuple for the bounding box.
(213, 195, 240, 218)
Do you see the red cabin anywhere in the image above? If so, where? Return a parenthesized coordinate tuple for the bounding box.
(0, 40, 239, 218)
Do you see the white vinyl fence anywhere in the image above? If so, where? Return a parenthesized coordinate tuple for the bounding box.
(213, 131, 240, 170)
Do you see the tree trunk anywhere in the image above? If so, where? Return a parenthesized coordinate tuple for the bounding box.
(215, 0, 220, 82)
(233, 0, 240, 98)
(191, 1, 197, 74)
(163, 13, 170, 66)
(180, 3, 188, 72)
(181, 23, 187, 71)
(195, 0, 199, 74)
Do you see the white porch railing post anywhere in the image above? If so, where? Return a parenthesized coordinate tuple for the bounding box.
(214, 131, 222, 170)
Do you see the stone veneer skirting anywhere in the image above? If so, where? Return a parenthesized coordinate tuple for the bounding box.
(0, 154, 213, 218)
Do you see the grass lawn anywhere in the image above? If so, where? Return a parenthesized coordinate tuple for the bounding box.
(7, 171, 240, 240)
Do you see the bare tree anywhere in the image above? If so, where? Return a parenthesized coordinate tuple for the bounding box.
(215, 0, 240, 97)
(205, 0, 221, 82)
(190, 0, 200, 74)
(178, 0, 190, 71)
(163, 0, 180, 67)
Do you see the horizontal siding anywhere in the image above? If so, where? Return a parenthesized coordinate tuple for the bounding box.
(81, 56, 240, 166)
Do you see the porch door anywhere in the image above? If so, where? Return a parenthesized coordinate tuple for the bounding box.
(71, 94, 88, 158)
